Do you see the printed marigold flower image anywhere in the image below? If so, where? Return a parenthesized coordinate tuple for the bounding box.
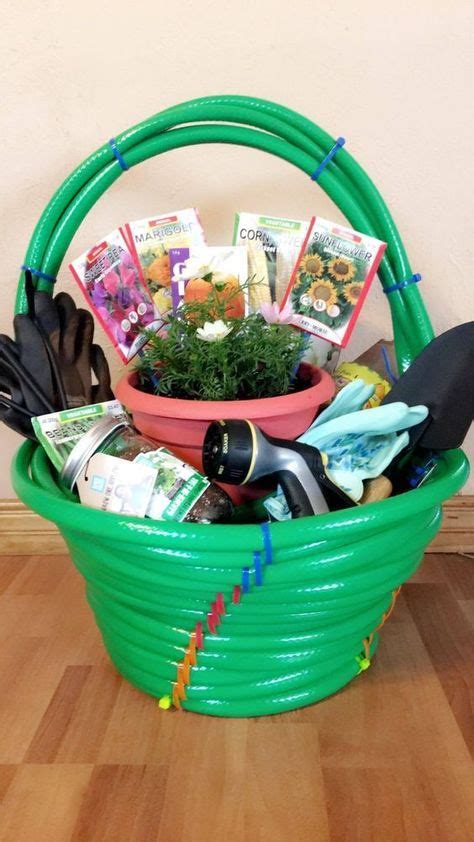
(327, 256, 356, 282)
(146, 254, 171, 286)
(307, 279, 338, 308)
(300, 253, 325, 277)
(343, 282, 364, 305)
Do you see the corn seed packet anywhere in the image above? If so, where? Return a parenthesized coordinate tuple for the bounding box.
(282, 217, 386, 347)
(169, 245, 249, 318)
(233, 212, 309, 310)
(125, 209, 206, 319)
(70, 229, 161, 363)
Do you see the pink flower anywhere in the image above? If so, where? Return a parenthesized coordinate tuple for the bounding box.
(260, 301, 293, 324)
(102, 271, 120, 296)
(121, 266, 137, 288)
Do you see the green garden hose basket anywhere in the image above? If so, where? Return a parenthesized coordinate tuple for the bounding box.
(12, 96, 469, 717)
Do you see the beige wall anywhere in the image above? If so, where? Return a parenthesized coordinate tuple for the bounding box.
(1, 0, 472, 497)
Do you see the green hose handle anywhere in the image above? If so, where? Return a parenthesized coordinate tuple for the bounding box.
(15, 95, 433, 371)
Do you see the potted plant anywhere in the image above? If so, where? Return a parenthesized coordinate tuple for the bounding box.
(115, 284, 334, 500)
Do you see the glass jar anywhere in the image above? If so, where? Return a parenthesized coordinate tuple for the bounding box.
(61, 416, 233, 524)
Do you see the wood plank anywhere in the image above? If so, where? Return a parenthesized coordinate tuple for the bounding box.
(0, 765, 92, 842)
(403, 583, 474, 757)
(0, 551, 472, 841)
(71, 765, 167, 842)
(0, 499, 66, 555)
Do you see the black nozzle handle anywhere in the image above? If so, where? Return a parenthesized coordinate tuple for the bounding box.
(278, 470, 319, 518)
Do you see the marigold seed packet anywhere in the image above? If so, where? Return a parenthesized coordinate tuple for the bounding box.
(233, 212, 309, 310)
(282, 217, 386, 347)
(124, 209, 206, 319)
(169, 245, 249, 319)
(69, 229, 161, 363)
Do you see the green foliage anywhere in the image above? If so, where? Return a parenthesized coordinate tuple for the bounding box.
(136, 285, 306, 401)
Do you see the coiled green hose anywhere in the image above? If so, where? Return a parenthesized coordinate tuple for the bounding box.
(12, 96, 469, 716)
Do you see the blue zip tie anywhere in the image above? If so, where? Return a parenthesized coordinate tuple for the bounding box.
(242, 567, 250, 594)
(261, 522, 273, 564)
(21, 265, 56, 284)
(311, 137, 346, 181)
(381, 344, 398, 384)
(109, 137, 129, 171)
(383, 273, 422, 295)
(254, 551, 263, 586)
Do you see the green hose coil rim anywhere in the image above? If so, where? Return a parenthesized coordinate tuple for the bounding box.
(12, 95, 470, 716)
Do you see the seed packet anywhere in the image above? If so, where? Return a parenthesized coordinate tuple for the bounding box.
(282, 217, 387, 347)
(76, 447, 211, 520)
(169, 245, 249, 318)
(70, 229, 161, 363)
(125, 209, 206, 319)
(32, 400, 128, 472)
(233, 212, 310, 310)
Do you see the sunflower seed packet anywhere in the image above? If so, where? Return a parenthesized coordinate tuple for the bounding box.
(124, 209, 206, 319)
(282, 217, 386, 347)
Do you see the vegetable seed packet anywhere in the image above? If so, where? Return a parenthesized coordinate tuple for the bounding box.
(169, 245, 249, 318)
(124, 209, 206, 319)
(282, 217, 386, 347)
(69, 229, 161, 363)
(233, 212, 309, 310)
(32, 400, 128, 472)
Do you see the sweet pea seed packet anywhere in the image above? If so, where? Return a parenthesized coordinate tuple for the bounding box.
(69, 229, 161, 363)
(282, 217, 386, 347)
(125, 209, 206, 319)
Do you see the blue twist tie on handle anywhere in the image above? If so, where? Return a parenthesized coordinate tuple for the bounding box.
(261, 522, 273, 564)
(383, 273, 422, 295)
(381, 345, 398, 384)
(109, 137, 129, 171)
(254, 551, 263, 586)
(21, 265, 56, 284)
(242, 567, 250, 594)
(311, 137, 346, 181)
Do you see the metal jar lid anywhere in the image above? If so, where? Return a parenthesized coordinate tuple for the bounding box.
(61, 416, 130, 490)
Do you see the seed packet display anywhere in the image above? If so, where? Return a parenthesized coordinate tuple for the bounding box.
(233, 212, 309, 310)
(125, 209, 206, 319)
(69, 230, 161, 363)
(169, 245, 249, 318)
(282, 217, 386, 347)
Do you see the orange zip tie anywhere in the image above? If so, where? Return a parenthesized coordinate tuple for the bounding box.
(375, 586, 401, 633)
(175, 671, 187, 702)
(232, 585, 241, 604)
(181, 656, 191, 684)
(363, 635, 373, 660)
(216, 592, 225, 614)
(172, 682, 182, 710)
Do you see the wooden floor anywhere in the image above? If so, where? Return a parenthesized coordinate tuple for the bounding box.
(0, 552, 472, 841)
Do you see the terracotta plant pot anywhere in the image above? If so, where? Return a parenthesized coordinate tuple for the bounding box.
(115, 363, 335, 504)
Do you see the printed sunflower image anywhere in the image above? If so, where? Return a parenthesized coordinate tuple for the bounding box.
(327, 256, 356, 283)
(343, 282, 364, 305)
(300, 253, 325, 277)
(307, 279, 337, 308)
